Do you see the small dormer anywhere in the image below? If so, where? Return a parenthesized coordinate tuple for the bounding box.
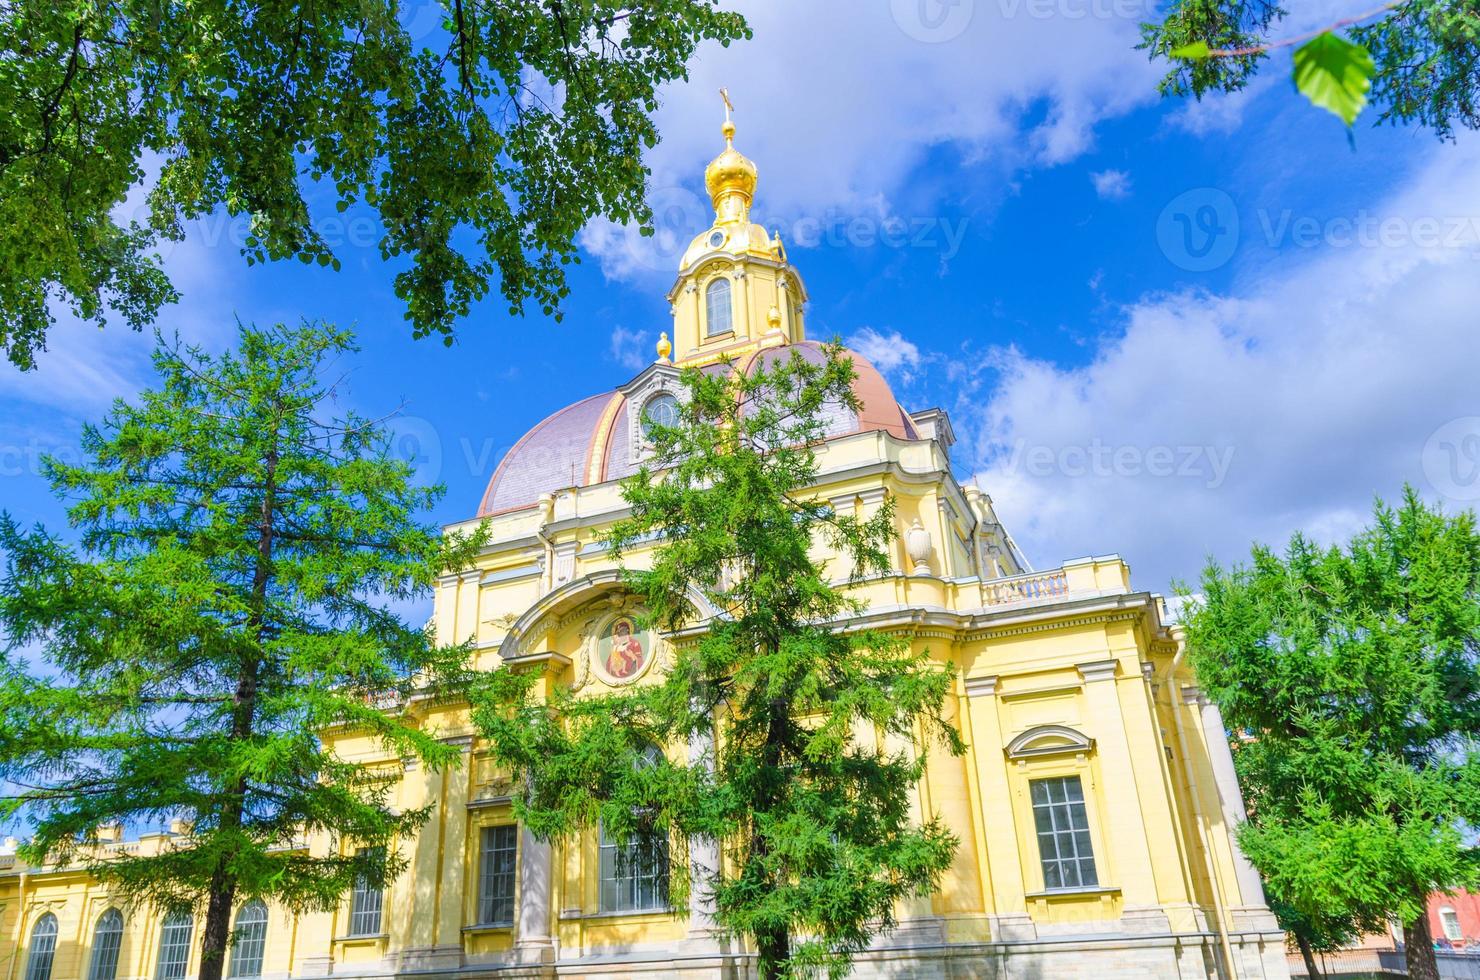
(909, 408, 955, 450)
(616, 359, 683, 465)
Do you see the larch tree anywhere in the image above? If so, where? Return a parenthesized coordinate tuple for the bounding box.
(474, 342, 964, 979)
(1182, 488, 1480, 980)
(1143, 1, 1480, 131)
(0, 322, 485, 980)
(0, 0, 748, 369)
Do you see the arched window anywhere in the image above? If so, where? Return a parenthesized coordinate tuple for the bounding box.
(705, 278, 732, 337)
(228, 901, 268, 978)
(598, 745, 670, 913)
(89, 909, 125, 980)
(641, 393, 680, 440)
(155, 912, 193, 980)
(25, 914, 58, 980)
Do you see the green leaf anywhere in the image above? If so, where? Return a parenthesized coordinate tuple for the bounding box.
(1170, 41, 1212, 60)
(1293, 32, 1375, 127)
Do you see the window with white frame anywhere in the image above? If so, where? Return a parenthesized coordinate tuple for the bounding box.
(705, 278, 733, 336)
(1030, 775, 1099, 890)
(89, 909, 125, 980)
(477, 825, 518, 926)
(598, 744, 670, 913)
(599, 821, 670, 913)
(1441, 906, 1463, 942)
(228, 901, 268, 978)
(348, 848, 385, 936)
(640, 393, 680, 441)
(25, 914, 58, 980)
(155, 912, 193, 980)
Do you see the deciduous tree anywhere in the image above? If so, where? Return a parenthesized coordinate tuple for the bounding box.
(1182, 488, 1480, 980)
(0, 1, 747, 369)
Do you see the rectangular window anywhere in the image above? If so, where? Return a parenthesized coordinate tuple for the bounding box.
(348, 849, 385, 937)
(599, 823, 669, 913)
(477, 825, 518, 926)
(1441, 907, 1463, 942)
(1030, 775, 1099, 890)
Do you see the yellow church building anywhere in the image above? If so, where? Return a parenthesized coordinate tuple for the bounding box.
(1, 119, 1289, 979)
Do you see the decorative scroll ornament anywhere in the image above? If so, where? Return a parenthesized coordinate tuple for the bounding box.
(571, 617, 598, 691)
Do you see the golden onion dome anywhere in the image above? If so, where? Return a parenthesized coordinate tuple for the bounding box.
(704, 119, 757, 215)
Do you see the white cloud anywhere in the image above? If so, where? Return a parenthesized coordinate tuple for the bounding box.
(1090, 169, 1132, 200)
(958, 137, 1480, 593)
(608, 325, 649, 372)
(0, 173, 243, 418)
(848, 327, 921, 378)
(583, 0, 1160, 278)
(1166, 77, 1274, 137)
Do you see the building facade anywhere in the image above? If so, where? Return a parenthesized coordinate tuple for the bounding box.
(0, 119, 1289, 979)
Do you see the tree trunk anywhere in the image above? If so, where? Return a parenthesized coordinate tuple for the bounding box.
(1404, 912, 1441, 980)
(756, 927, 791, 980)
(751, 686, 791, 979)
(199, 876, 240, 980)
(199, 427, 280, 980)
(1294, 931, 1321, 979)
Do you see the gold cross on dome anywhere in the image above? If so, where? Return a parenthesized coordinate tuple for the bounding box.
(720, 87, 734, 122)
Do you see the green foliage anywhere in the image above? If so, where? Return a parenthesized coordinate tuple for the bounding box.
(0, 1, 749, 370)
(475, 343, 964, 979)
(1293, 32, 1375, 127)
(0, 322, 486, 980)
(1352, 1, 1480, 138)
(1143, 1, 1480, 135)
(1140, 0, 1284, 98)
(1182, 487, 1480, 972)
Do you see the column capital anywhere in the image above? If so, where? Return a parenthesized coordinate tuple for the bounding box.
(964, 675, 999, 698)
(1076, 659, 1119, 683)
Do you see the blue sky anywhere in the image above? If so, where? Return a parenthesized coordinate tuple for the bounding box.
(3, 0, 1480, 609)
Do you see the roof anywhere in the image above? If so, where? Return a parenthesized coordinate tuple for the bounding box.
(476, 341, 917, 516)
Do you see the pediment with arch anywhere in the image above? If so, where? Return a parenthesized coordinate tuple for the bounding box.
(1005, 724, 1094, 760)
(497, 571, 714, 693)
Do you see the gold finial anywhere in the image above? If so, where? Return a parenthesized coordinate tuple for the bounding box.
(656, 331, 672, 363)
(705, 87, 755, 223)
(720, 88, 736, 143)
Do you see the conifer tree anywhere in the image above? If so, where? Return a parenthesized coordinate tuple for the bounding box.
(1183, 488, 1480, 980)
(0, 322, 484, 980)
(476, 342, 963, 979)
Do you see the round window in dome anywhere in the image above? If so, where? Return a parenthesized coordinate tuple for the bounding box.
(641, 393, 680, 439)
(708, 230, 726, 248)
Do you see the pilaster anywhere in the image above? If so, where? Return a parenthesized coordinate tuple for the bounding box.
(1076, 660, 1159, 908)
(961, 675, 1030, 938)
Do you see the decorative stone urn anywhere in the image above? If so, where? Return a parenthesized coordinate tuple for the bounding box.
(905, 518, 933, 576)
